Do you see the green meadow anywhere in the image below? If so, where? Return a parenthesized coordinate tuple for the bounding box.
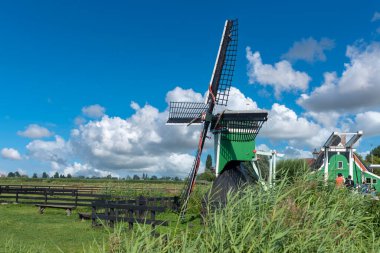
(1, 161, 380, 252)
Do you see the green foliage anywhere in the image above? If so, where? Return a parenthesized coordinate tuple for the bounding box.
(197, 171, 216, 182)
(42, 172, 48, 178)
(276, 159, 310, 182)
(205, 154, 212, 172)
(92, 172, 380, 252)
(365, 145, 380, 165)
(53, 172, 59, 178)
(32, 173, 38, 179)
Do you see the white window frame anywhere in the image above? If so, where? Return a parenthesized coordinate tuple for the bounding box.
(337, 161, 343, 170)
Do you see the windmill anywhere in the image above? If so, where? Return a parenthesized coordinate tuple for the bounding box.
(167, 20, 268, 216)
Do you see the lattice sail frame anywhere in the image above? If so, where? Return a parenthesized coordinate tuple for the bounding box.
(211, 110, 268, 142)
(167, 102, 209, 124)
(208, 19, 238, 106)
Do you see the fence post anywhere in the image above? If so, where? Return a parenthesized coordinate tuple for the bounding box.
(16, 191, 19, 203)
(128, 209, 134, 230)
(105, 200, 109, 226)
(75, 191, 78, 207)
(92, 203, 97, 227)
(110, 206, 115, 228)
(44, 190, 48, 204)
(151, 210, 156, 229)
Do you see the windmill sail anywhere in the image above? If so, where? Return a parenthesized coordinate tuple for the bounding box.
(177, 20, 239, 217)
(208, 19, 238, 106)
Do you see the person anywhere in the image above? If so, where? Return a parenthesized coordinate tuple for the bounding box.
(335, 173, 344, 188)
(360, 181, 369, 194)
(345, 175, 355, 189)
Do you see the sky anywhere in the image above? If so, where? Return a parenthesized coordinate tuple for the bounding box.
(1, 0, 380, 177)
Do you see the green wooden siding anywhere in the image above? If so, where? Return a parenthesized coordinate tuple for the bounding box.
(216, 134, 256, 174)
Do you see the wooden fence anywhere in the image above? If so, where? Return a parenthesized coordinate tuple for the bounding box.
(0, 184, 181, 196)
(0, 186, 110, 206)
(0, 185, 180, 209)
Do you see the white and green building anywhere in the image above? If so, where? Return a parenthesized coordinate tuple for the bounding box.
(314, 131, 380, 192)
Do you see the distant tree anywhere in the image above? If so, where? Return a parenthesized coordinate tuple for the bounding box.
(7, 172, 15, 177)
(59, 174, 65, 178)
(53, 172, 59, 178)
(32, 173, 38, 179)
(197, 171, 216, 182)
(174, 176, 181, 181)
(150, 175, 158, 180)
(42, 172, 48, 178)
(126, 175, 131, 180)
(14, 171, 21, 177)
(205, 154, 213, 172)
(133, 174, 140, 180)
(106, 174, 112, 179)
(67, 174, 72, 178)
(365, 145, 380, 165)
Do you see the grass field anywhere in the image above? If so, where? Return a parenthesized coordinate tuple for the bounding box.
(0, 203, 107, 252)
(1, 163, 380, 252)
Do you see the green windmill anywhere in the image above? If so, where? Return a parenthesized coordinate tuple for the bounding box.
(167, 20, 268, 215)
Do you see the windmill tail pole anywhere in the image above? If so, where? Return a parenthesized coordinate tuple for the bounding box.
(179, 120, 211, 219)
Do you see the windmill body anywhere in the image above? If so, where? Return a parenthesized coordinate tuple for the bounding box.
(167, 20, 268, 215)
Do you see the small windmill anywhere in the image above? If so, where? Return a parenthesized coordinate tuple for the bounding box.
(167, 20, 268, 216)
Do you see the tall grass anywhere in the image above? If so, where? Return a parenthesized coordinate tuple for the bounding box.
(89, 165, 380, 253)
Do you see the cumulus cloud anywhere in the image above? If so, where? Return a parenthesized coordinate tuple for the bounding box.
(354, 111, 380, 136)
(260, 103, 329, 148)
(298, 42, 380, 114)
(82, 104, 106, 118)
(372, 12, 380, 22)
(282, 146, 312, 158)
(70, 103, 202, 177)
(17, 124, 53, 138)
(1, 148, 22, 160)
(246, 47, 311, 98)
(26, 135, 70, 166)
(63, 162, 119, 178)
(165, 87, 204, 103)
(282, 37, 335, 63)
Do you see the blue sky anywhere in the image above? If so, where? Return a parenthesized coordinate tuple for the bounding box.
(1, 0, 380, 177)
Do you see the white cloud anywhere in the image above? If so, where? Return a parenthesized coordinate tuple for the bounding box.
(63, 162, 119, 178)
(282, 146, 312, 158)
(165, 86, 204, 104)
(82, 104, 106, 118)
(246, 47, 311, 98)
(221, 87, 258, 111)
(282, 37, 335, 63)
(354, 111, 380, 136)
(16, 168, 27, 176)
(74, 116, 86, 125)
(372, 12, 380, 22)
(17, 124, 53, 139)
(26, 135, 70, 166)
(256, 144, 270, 151)
(260, 103, 329, 148)
(298, 42, 380, 113)
(70, 102, 201, 177)
(1, 148, 22, 160)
